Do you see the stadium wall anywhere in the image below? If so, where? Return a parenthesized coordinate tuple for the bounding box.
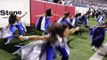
(0, 0, 89, 27)
(30, 0, 75, 26)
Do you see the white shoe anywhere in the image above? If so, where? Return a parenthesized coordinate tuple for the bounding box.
(14, 45, 23, 48)
(5, 39, 10, 45)
(42, 32, 45, 35)
(92, 46, 97, 52)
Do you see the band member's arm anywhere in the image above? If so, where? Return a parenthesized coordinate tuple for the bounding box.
(18, 35, 49, 41)
(68, 27, 80, 34)
(35, 14, 45, 17)
(52, 13, 59, 16)
(96, 25, 107, 28)
(35, 13, 59, 17)
(17, 12, 27, 20)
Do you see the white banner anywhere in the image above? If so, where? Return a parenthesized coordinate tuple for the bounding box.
(0, 1, 30, 28)
(75, 7, 89, 15)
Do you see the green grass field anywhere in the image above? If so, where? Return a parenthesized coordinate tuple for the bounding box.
(0, 18, 107, 60)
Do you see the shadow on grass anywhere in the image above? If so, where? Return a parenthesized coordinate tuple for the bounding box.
(26, 26, 42, 35)
(12, 55, 21, 60)
(67, 38, 77, 49)
(104, 54, 107, 57)
(0, 38, 22, 60)
(0, 38, 26, 53)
